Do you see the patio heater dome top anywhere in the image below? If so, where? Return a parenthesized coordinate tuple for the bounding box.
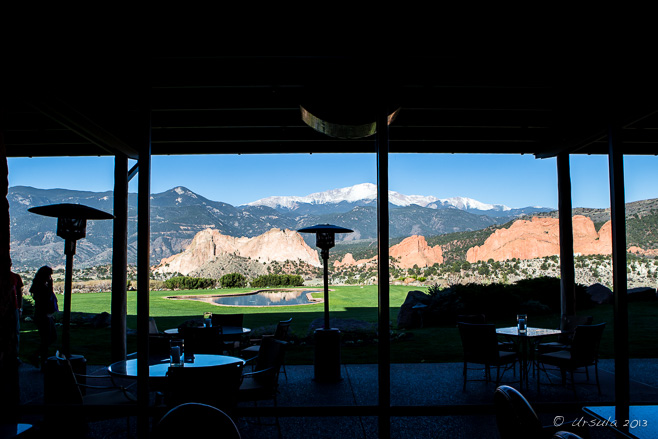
(298, 224, 354, 234)
(29, 203, 114, 242)
(28, 203, 115, 220)
(298, 224, 353, 252)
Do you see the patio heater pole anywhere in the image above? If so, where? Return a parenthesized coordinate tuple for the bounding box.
(62, 239, 75, 359)
(321, 247, 330, 330)
(298, 224, 353, 383)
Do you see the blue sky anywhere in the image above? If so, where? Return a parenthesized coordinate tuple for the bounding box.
(7, 153, 658, 210)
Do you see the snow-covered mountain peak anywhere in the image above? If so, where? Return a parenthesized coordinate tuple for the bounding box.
(246, 183, 511, 212)
(438, 196, 511, 212)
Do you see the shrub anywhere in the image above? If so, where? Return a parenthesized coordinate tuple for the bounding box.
(220, 272, 246, 288)
(164, 276, 216, 290)
(513, 276, 594, 313)
(451, 282, 522, 319)
(426, 283, 442, 297)
(250, 274, 304, 288)
(425, 287, 465, 322)
(421, 276, 593, 324)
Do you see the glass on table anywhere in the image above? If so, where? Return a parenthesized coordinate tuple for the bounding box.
(517, 314, 528, 334)
(203, 311, 213, 327)
(170, 339, 184, 366)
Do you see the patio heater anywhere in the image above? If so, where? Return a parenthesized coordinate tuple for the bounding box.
(298, 224, 353, 383)
(28, 203, 114, 360)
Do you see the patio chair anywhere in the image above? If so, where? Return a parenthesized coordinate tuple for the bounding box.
(456, 314, 485, 324)
(239, 338, 288, 436)
(536, 315, 593, 354)
(179, 326, 225, 355)
(212, 313, 244, 327)
(458, 323, 518, 390)
(165, 361, 244, 414)
(456, 314, 515, 351)
(52, 353, 136, 436)
(149, 317, 163, 335)
(241, 318, 292, 379)
(55, 352, 136, 406)
(153, 402, 241, 439)
(536, 322, 606, 395)
(494, 385, 590, 439)
(212, 313, 247, 353)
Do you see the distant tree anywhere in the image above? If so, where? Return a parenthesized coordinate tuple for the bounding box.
(165, 276, 215, 290)
(251, 274, 304, 288)
(220, 272, 246, 288)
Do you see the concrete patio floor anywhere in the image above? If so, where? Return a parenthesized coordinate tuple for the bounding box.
(18, 358, 658, 438)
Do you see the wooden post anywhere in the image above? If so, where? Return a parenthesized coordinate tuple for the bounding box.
(376, 102, 391, 439)
(0, 126, 19, 422)
(111, 153, 128, 362)
(557, 153, 576, 321)
(136, 109, 152, 438)
(608, 125, 630, 422)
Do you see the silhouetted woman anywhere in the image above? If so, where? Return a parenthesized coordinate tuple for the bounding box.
(30, 266, 58, 368)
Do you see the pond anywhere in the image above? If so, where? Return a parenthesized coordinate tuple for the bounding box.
(170, 289, 323, 307)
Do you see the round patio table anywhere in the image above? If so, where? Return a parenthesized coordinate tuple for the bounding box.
(496, 326, 561, 388)
(108, 354, 245, 380)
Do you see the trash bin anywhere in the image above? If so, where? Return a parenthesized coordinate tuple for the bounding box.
(43, 354, 87, 404)
(314, 328, 342, 383)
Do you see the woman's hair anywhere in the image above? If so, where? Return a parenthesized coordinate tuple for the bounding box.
(30, 265, 53, 293)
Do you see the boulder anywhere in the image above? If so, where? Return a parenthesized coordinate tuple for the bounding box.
(587, 284, 657, 304)
(397, 290, 431, 329)
(586, 283, 613, 305)
(628, 287, 657, 302)
(90, 311, 111, 328)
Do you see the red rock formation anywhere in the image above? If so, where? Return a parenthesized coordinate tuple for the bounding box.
(390, 235, 444, 268)
(466, 215, 613, 262)
(154, 228, 320, 275)
(629, 246, 658, 257)
(333, 235, 443, 269)
(333, 253, 377, 268)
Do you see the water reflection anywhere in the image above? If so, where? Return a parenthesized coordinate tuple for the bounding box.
(182, 290, 322, 307)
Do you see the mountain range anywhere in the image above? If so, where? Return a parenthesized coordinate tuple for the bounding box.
(8, 184, 555, 269)
(246, 183, 549, 218)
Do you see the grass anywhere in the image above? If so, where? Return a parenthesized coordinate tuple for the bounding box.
(17, 285, 658, 366)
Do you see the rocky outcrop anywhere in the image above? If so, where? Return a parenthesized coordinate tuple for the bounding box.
(629, 246, 658, 257)
(586, 283, 613, 304)
(154, 228, 320, 275)
(628, 287, 657, 301)
(390, 235, 444, 268)
(466, 215, 612, 262)
(334, 235, 443, 269)
(397, 290, 432, 329)
(333, 253, 377, 268)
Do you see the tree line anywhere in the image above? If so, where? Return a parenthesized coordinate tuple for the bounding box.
(164, 273, 304, 290)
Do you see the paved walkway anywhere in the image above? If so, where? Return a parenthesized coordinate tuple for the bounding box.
(18, 359, 658, 438)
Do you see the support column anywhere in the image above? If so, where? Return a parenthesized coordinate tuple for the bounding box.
(136, 110, 151, 438)
(557, 153, 576, 320)
(111, 154, 128, 362)
(376, 104, 391, 439)
(608, 125, 629, 420)
(1, 126, 19, 422)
